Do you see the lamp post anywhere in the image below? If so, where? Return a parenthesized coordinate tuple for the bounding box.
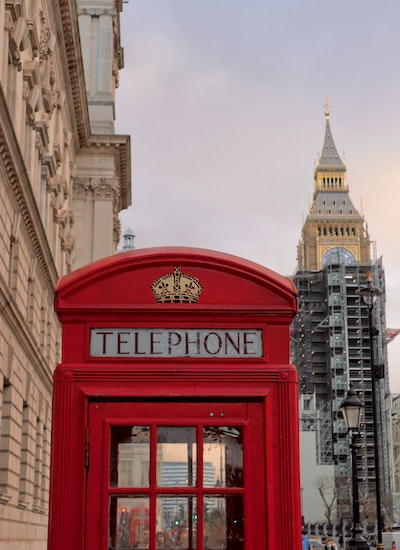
(340, 386, 369, 550)
(359, 279, 383, 550)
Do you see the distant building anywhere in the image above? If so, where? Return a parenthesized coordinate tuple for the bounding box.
(300, 428, 335, 525)
(292, 103, 391, 529)
(391, 394, 400, 523)
(0, 1, 131, 548)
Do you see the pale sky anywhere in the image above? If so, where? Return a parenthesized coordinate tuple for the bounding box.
(115, 1, 400, 391)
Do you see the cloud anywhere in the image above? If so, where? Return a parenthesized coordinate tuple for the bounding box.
(117, 0, 400, 390)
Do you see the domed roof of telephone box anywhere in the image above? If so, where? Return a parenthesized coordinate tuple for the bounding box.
(55, 247, 297, 316)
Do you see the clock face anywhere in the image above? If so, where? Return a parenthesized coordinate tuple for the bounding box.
(322, 247, 357, 267)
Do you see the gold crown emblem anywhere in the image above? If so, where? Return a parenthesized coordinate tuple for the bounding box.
(151, 267, 203, 303)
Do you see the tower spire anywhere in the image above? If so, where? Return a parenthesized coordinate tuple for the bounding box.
(324, 96, 331, 120)
(317, 99, 345, 170)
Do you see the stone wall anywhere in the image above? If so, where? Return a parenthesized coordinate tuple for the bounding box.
(0, 1, 131, 547)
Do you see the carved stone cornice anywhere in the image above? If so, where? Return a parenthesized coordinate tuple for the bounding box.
(72, 177, 90, 199)
(72, 176, 120, 200)
(113, 0, 124, 73)
(39, 11, 55, 65)
(84, 134, 131, 209)
(22, 60, 41, 124)
(113, 216, 120, 245)
(57, 208, 74, 271)
(77, 7, 117, 17)
(0, 85, 58, 293)
(41, 154, 57, 180)
(49, 175, 68, 213)
(6, 11, 29, 70)
(26, 19, 39, 57)
(23, 60, 40, 89)
(5, 1, 23, 24)
(57, 0, 91, 145)
(92, 177, 119, 199)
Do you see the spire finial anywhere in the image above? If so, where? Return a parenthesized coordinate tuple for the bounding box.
(324, 96, 331, 120)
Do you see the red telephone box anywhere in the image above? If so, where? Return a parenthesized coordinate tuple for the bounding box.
(48, 247, 301, 550)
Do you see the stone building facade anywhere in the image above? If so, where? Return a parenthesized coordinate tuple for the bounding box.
(0, 1, 131, 547)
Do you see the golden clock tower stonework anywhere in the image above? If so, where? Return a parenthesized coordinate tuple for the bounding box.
(297, 103, 371, 271)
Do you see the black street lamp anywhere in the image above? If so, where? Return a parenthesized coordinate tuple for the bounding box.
(341, 386, 369, 550)
(359, 279, 383, 550)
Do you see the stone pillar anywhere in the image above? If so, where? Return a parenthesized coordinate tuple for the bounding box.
(72, 175, 120, 268)
(77, 1, 119, 134)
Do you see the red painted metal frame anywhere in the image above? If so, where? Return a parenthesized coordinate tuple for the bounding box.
(48, 247, 301, 550)
(86, 402, 264, 549)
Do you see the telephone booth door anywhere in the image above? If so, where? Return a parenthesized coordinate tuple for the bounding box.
(86, 401, 266, 550)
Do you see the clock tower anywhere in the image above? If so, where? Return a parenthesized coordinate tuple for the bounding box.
(293, 102, 391, 529)
(297, 101, 371, 270)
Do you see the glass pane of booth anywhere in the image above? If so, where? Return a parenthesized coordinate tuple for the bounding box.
(109, 495, 149, 549)
(110, 426, 150, 488)
(203, 427, 243, 488)
(156, 495, 197, 548)
(204, 496, 244, 550)
(157, 427, 197, 487)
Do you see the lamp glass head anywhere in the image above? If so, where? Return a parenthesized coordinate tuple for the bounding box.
(341, 387, 363, 431)
(359, 284, 382, 307)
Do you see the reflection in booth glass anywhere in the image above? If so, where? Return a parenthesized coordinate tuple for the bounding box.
(203, 427, 243, 488)
(204, 496, 244, 550)
(110, 426, 150, 488)
(205, 508, 226, 549)
(133, 527, 150, 548)
(108, 424, 244, 549)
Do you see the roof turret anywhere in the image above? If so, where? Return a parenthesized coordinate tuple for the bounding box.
(119, 227, 135, 252)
